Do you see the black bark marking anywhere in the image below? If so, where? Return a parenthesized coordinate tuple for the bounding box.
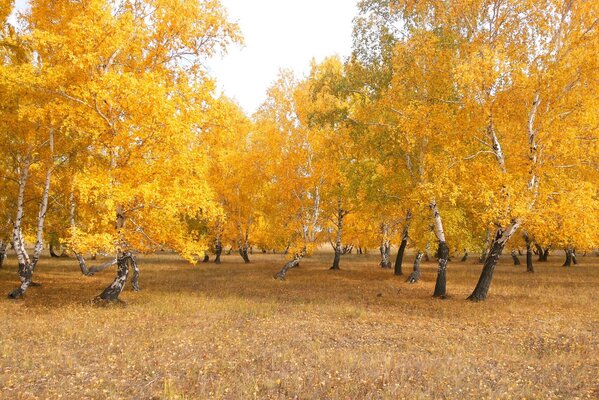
(433, 241, 449, 298)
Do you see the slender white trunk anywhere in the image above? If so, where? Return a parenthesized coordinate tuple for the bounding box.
(9, 153, 32, 298)
(32, 132, 54, 269)
(13, 154, 31, 266)
(488, 117, 506, 174)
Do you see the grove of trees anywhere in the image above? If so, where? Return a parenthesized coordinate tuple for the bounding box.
(1, 0, 597, 302)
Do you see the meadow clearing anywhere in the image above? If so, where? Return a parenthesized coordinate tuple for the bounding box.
(0, 251, 597, 399)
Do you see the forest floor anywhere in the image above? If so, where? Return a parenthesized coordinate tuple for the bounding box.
(0, 250, 598, 399)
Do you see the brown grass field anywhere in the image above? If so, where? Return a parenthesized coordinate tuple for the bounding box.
(0, 250, 598, 399)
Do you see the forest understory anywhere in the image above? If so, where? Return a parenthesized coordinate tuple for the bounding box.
(1, 251, 597, 399)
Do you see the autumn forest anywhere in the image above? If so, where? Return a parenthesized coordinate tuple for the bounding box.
(0, 0, 598, 398)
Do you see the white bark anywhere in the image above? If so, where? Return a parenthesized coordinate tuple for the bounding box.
(13, 153, 31, 267)
(32, 131, 54, 268)
(430, 200, 446, 243)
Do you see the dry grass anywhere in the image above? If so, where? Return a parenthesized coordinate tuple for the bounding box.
(0, 250, 598, 399)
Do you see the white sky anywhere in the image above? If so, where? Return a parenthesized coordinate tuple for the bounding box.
(9, 0, 358, 115)
(207, 0, 358, 114)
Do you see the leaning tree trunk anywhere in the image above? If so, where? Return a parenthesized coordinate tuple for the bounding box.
(274, 249, 306, 280)
(96, 207, 138, 302)
(430, 201, 449, 298)
(468, 221, 520, 301)
(75, 252, 117, 276)
(239, 245, 251, 263)
(0, 241, 6, 268)
(461, 252, 469, 262)
(49, 243, 60, 258)
(394, 212, 411, 276)
(8, 154, 33, 299)
(406, 251, 423, 283)
(96, 252, 132, 302)
(511, 250, 521, 266)
(563, 248, 572, 267)
(572, 249, 577, 265)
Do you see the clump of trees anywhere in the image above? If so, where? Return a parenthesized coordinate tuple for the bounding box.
(1, 0, 597, 303)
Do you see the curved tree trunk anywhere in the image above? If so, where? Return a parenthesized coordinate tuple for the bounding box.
(239, 246, 250, 263)
(511, 250, 521, 266)
(563, 248, 572, 267)
(49, 243, 60, 258)
(275, 249, 305, 280)
(468, 221, 520, 301)
(76, 253, 117, 276)
(572, 249, 577, 265)
(394, 212, 411, 276)
(95, 207, 137, 302)
(407, 251, 423, 283)
(96, 252, 132, 302)
(460, 252, 468, 262)
(394, 234, 408, 275)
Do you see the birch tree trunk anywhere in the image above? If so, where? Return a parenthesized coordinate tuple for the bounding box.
(49, 242, 60, 258)
(430, 201, 449, 298)
(31, 131, 54, 272)
(479, 229, 491, 264)
(238, 245, 250, 263)
(214, 237, 222, 264)
(524, 233, 534, 273)
(406, 251, 423, 283)
(274, 248, 306, 280)
(8, 154, 33, 299)
(379, 222, 391, 268)
(96, 251, 132, 302)
(563, 248, 573, 267)
(394, 211, 411, 276)
(511, 250, 521, 266)
(238, 226, 250, 263)
(330, 198, 346, 271)
(95, 207, 135, 302)
(0, 241, 6, 268)
(468, 221, 520, 301)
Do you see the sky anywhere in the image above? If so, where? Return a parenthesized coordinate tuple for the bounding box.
(207, 0, 358, 114)
(9, 0, 359, 115)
